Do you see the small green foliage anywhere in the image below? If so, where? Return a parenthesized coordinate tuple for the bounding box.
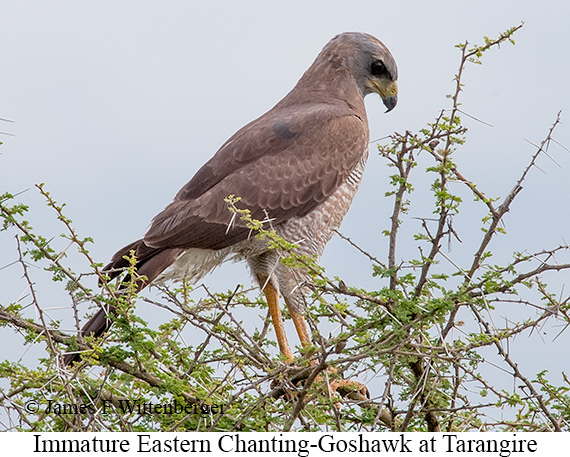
(1, 23, 569, 432)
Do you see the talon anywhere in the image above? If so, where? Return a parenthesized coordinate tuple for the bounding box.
(329, 379, 369, 399)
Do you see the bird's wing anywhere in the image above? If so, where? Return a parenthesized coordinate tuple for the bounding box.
(144, 104, 368, 251)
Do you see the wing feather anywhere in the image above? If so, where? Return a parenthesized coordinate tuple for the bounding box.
(144, 104, 368, 251)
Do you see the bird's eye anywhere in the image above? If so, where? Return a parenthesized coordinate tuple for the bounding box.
(370, 60, 386, 77)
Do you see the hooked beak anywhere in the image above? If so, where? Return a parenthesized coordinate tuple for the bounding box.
(382, 95, 398, 113)
(371, 79, 398, 113)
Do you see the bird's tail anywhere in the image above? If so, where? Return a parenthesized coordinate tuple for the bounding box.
(63, 240, 183, 366)
(62, 306, 114, 366)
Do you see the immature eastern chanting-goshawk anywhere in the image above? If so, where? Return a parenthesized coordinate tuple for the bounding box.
(64, 32, 398, 366)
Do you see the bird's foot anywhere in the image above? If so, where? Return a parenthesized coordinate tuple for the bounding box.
(270, 363, 370, 403)
(328, 378, 370, 399)
(294, 364, 370, 400)
(318, 366, 370, 401)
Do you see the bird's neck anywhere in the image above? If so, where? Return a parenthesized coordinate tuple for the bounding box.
(279, 56, 366, 115)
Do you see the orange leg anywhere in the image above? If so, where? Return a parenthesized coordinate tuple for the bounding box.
(289, 308, 311, 349)
(260, 277, 369, 399)
(261, 279, 294, 362)
(285, 297, 369, 399)
(284, 297, 315, 362)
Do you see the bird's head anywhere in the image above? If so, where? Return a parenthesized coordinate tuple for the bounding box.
(329, 32, 398, 112)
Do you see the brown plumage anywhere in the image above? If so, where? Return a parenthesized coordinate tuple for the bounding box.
(64, 32, 398, 366)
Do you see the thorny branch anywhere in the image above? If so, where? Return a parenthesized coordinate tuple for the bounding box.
(369, 22, 569, 433)
(2, 23, 570, 432)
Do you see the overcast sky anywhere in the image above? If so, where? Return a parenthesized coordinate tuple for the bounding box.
(1, 1, 569, 398)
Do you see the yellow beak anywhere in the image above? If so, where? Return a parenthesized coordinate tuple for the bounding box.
(371, 79, 398, 112)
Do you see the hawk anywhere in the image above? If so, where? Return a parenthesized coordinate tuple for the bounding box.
(64, 32, 398, 366)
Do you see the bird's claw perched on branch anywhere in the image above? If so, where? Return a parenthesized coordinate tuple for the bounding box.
(329, 379, 370, 400)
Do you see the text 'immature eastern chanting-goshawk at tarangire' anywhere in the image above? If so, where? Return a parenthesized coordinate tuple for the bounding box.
(64, 32, 398, 369)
